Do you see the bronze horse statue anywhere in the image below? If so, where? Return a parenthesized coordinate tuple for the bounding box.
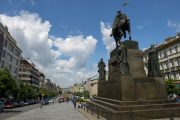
(110, 11, 131, 48)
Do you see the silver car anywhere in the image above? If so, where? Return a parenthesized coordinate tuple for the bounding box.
(0, 98, 4, 112)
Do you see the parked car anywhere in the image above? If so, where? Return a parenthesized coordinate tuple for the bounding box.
(49, 99, 54, 103)
(42, 99, 49, 105)
(59, 97, 64, 103)
(12, 101, 19, 108)
(4, 100, 14, 109)
(18, 101, 25, 107)
(175, 94, 180, 103)
(0, 98, 4, 112)
(24, 100, 29, 106)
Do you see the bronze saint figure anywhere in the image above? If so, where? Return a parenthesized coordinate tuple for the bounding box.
(148, 44, 162, 77)
(98, 58, 106, 80)
(117, 42, 129, 74)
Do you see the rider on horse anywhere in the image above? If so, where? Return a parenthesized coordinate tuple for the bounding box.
(110, 11, 131, 48)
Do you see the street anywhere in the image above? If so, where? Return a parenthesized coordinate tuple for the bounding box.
(0, 104, 40, 120)
(1, 102, 88, 120)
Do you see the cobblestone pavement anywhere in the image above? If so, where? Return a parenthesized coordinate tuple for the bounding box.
(5, 102, 88, 120)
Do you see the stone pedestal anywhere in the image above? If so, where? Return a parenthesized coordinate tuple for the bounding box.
(88, 40, 180, 120)
(99, 40, 167, 101)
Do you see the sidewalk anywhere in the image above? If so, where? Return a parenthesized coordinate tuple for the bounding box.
(5, 102, 88, 120)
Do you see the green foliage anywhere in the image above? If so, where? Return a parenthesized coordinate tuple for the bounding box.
(38, 87, 57, 98)
(175, 84, 180, 95)
(73, 90, 90, 99)
(77, 98, 86, 102)
(18, 82, 38, 100)
(165, 79, 177, 95)
(83, 90, 90, 99)
(0, 69, 17, 98)
(0, 69, 58, 100)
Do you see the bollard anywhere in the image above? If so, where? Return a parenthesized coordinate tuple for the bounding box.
(170, 117, 174, 120)
(91, 109, 93, 115)
(129, 110, 133, 120)
(97, 112, 100, 119)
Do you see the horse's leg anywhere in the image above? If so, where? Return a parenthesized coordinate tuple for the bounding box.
(113, 35, 119, 48)
(126, 22, 132, 40)
(128, 31, 131, 40)
(123, 30, 126, 39)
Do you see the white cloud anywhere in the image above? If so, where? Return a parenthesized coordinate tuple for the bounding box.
(30, 0, 35, 5)
(136, 25, 144, 30)
(0, 10, 97, 87)
(100, 21, 116, 53)
(168, 20, 180, 32)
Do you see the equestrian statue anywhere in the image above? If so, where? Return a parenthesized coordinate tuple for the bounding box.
(110, 11, 131, 48)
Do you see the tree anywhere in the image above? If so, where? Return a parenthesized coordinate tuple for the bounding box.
(82, 90, 90, 99)
(0, 69, 17, 98)
(165, 79, 177, 95)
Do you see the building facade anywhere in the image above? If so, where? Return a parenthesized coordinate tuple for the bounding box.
(85, 74, 99, 96)
(45, 79, 58, 93)
(70, 83, 85, 93)
(18, 58, 40, 88)
(0, 23, 22, 78)
(39, 72, 45, 89)
(143, 33, 180, 81)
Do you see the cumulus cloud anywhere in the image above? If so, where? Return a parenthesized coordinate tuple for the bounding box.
(168, 20, 180, 32)
(0, 10, 97, 87)
(100, 21, 115, 53)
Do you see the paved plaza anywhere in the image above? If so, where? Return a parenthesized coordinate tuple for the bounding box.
(5, 102, 88, 120)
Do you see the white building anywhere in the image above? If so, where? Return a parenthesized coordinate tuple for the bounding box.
(0, 22, 22, 78)
(143, 33, 180, 81)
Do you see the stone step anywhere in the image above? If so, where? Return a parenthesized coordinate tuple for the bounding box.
(87, 100, 180, 119)
(94, 99, 180, 111)
(95, 97, 174, 106)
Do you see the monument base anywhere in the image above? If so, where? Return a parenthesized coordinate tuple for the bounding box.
(87, 97, 180, 120)
(93, 40, 180, 120)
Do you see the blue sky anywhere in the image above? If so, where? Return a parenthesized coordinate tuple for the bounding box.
(0, 0, 180, 87)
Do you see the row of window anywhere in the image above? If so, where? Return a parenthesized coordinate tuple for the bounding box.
(159, 45, 180, 59)
(159, 57, 180, 70)
(22, 80, 39, 85)
(3, 37, 21, 57)
(1, 49, 19, 65)
(0, 28, 21, 57)
(0, 60, 18, 74)
(19, 73, 40, 79)
(19, 68, 40, 77)
(165, 72, 180, 80)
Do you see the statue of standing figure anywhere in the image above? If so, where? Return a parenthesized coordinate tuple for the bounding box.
(148, 44, 162, 77)
(117, 42, 129, 75)
(110, 10, 131, 48)
(98, 58, 106, 80)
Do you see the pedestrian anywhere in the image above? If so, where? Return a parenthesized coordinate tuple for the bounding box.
(73, 100, 76, 108)
(40, 97, 44, 108)
(72, 96, 77, 108)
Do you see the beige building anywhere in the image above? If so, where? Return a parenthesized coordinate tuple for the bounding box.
(85, 74, 99, 96)
(39, 72, 45, 89)
(143, 33, 180, 81)
(70, 83, 85, 93)
(0, 23, 22, 78)
(19, 58, 40, 88)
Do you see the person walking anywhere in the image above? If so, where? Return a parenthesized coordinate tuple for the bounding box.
(72, 96, 77, 108)
(40, 97, 44, 108)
